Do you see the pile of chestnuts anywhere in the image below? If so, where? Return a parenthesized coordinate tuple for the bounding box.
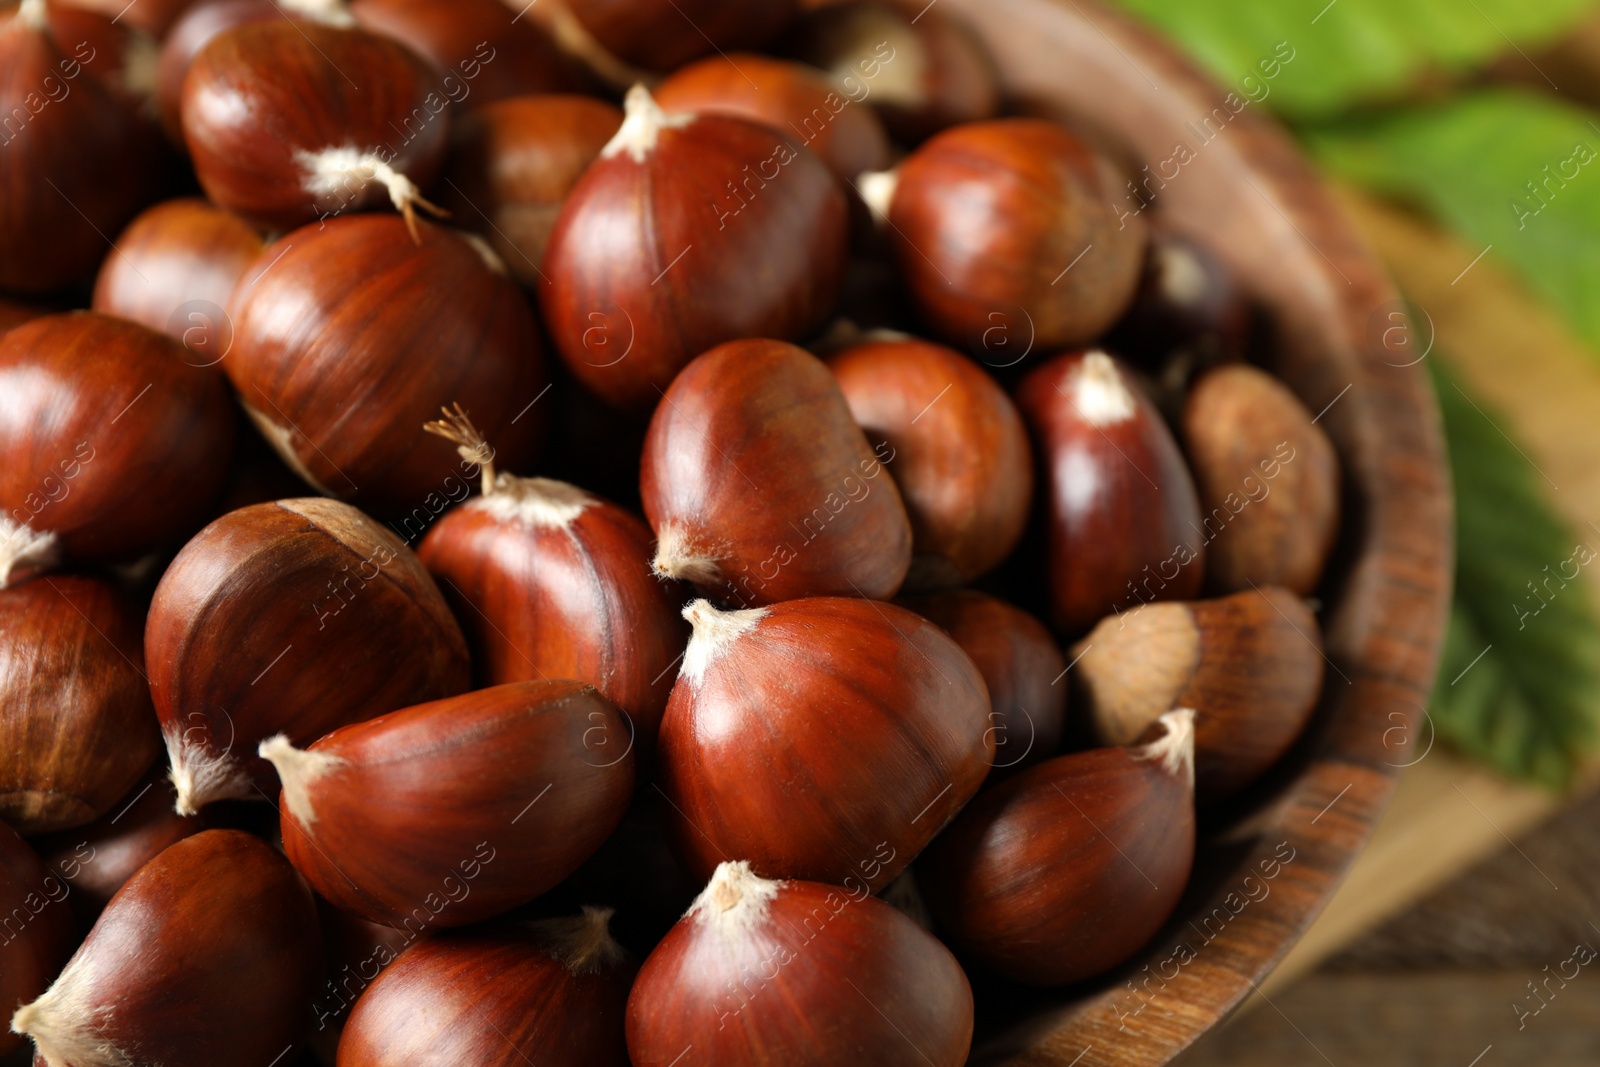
(0, 0, 1344, 1063)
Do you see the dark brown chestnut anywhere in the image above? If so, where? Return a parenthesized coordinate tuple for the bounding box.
(338, 907, 633, 1065)
(0, 821, 75, 1060)
(559, 0, 797, 72)
(827, 333, 1032, 585)
(0, 575, 160, 834)
(540, 85, 849, 412)
(920, 709, 1196, 986)
(10, 829, 324, 1067)
(1015, 349, 1206, 636)
(0, 312, 236, 586)
(145, 497, 470, 814)
(260, 679, 635, 928)
(641, 338, 913, 605)
(1106, 223, 1254, 368)
(657, 597, 992, 886)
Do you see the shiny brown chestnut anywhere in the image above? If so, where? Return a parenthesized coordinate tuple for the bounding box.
(145, 498, 470, 814)
(338, 907, 633, 1065)
(540, 86, 849, 412)
(920, 709, 1197, 986)
(11, 829, 323, 1067)
(260, 679, 635, 928)
(654, 52, 892, 180)
(417, 408, 687, 746)
(1183, 364, 1341, 595)
(181, 19, 449, 232)
(642, 338, 912, 605)
(0, 575, 160, 833)
(0, 313, 236, 586)
(878, 119, 1146, 354)
(657, 597, 993, 886)
(224, 215, 547, 515)
(901, 589, 1066, 776)
(627, 861, 973, 1067)
(560, 0, 797, 72)
(440, 93, 622, 286)
(1015, 349, 1206, 636)
(827, 334, 1032, 585)
(91, 197, 265, 361)
(0, 822, 75, 1060)
(1072, 587, 1326, 800)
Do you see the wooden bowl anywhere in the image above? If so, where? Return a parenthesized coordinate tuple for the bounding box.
(939, 1, 1454, 1063)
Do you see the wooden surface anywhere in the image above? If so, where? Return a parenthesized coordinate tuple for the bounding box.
(943, 2, 1454, 1064)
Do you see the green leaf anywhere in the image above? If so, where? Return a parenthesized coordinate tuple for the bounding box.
(1428, 359, 1600, 787)
(1109, 0, 1599, 118)
(1305, 90, 1600, 352)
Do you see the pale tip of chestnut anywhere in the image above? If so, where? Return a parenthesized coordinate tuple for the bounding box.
(603, 84, 696, 164)
(527, 905, 628, 976)
(1071, 350, 1138, 426)
(258, 735, 346, 827)
(243, 402, 339, 496)
(295, 148, 447, 243)
(17, 0, 46, 30)
(857, 168, 900, 220)
(680, 599, 768, 686)
(1134, 707, 1198, 787)
(0, 516, 60, 589)
(651, 522, 727, 587)
(471, 475, 594, 530)
(124, 33, 162, 108)
(423, 403, 499, 496)
(10, 954, 99, 1067)
(282, 0, 356, 27)
(687, 860, 784, 938)
(459, 231, 510, 278)
(165, 725, 257, 817)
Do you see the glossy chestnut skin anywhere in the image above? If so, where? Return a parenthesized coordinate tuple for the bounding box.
(658, 597, 993, 886)
(145, 498, 470, 814)
(337, 909, 634, 1066)
(418, 476, 688, 747)
(901, 589, 1066, 777)
(59, 0, 196, 35)
(654, 52, 891, 180)
(225, 215, 546, 515)
(352, 0, 579, 107)
(563, 0, 797, 71)
(827, 335, 1032, 585)
(1106, 223, 1254, 368)
(0, 2, 160, 294)
(885, 119, 1147, 354)
(91, 197, 266, 360)
(786, 0, 1000, 141)
(642, 338, 912, 605)
(181, 20, 450, 230)
(540, 87, 849, 412)
(627, 861, 973, 1067)
(0, 313, 237, 583)
(1182, 364, 1341, 595)
(920, 712, 1197, 986)
(440, 94, 622, 287)
(264, 680, 635, 929)
(0, 575, 160, 834)
(1015, 350, 1206, 636)
(0, 822, 75, 1060)
(10, 829, 324, 1067)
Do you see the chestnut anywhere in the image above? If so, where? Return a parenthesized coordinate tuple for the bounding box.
(1072, 587, 1326, 800)
(901, 589, 1066, 776)
(641, 338, 913, 605)
(0, 575, 160, 834)
(146, 498, 471, 814)
(786, 0, 1000, 142)
(11, 829, 324, 1067)
(654, 52, 892, 180)
(1106, 223, 1254, 368)
(1183, 364, 1341, 595)
(920, 709, 1197, 986)
(338, 907, 633, 1065)
(58, 0, 196, 35)
(881, 119, 1147, 354)
(540, 86, 849, 412)
(1015, 349, 1206, 636)
(0, 822, 75, 1061)
(224, 215, 547, 515)
(417, 409, 688, 746)
(560, 0, 797, 72)
(827, 334, 1032, 586)
(260, 679, 635, 928)
(91, 197, 266, 361)
(0, 313, 237, 586)
(181, 20, 449, 232)
(440, 93, 623, 287)
(657, 597, 992, 886)
(627, 860, 974, 1066)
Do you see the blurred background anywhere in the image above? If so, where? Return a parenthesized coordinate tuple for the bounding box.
(1095, 0, 1600, 1062)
